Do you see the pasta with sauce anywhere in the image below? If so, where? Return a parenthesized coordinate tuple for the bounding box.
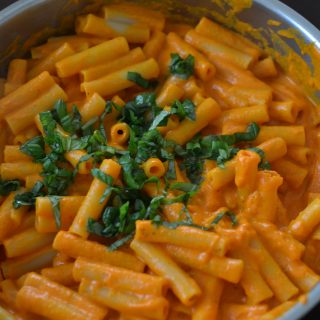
(0, 3, 319, 320)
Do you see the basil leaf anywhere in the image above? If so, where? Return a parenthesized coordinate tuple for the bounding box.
(0, 180, 20, 196)
(48, 196, 61, 229)
(39, 111, 56, 135)
(87, 218, 105, 236)
(53, 100, 82, 134)
(13, 181, 45, 209)
(127, 72, 158, 89)
(91, 169, 113, 186)
(165, 159, 176, 180)
(108, 233, 134, 251)
(169, 182, 198, 193)
(20, 136, 46, 162)
(149, 110, 171, 130)
(169, 53, 195, 79)
(171, 99, 196, 121)
(211, 211, 238, 226)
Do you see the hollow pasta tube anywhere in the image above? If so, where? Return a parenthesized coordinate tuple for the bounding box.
(69, 159, 121, 238)
(142, 158, 166, 178)
(165, 98, 221, 145)
(130, 239, 201, 306)
(135, 220, 219, 251)
(73, 257, 168, 296)
(53, 231, 145, 272)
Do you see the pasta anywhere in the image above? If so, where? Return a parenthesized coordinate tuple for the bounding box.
(0, 3, 318, 320)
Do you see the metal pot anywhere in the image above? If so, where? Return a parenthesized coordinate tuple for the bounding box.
(0, 1, 319, 319)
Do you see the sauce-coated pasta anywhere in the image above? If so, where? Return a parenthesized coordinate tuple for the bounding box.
(0, 3, 319, 320)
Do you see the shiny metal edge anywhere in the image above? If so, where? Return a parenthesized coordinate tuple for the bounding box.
(0, 1, 320, 319)
(256, 0, 320, 46)
(0, 0, 46, 23)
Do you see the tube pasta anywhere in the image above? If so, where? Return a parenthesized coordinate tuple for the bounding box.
(35, 196, 84, 233)
(5, 81, 67, 134)
(79, 278, 168, 320)
(103, 5, 165, 31)
(156, 83, 184, 108)
(77, 14, 150, 43)
(31, 39, 90, 59)
(235, 150, 261, 204)
(81, 58, 160, 97)
(64, 150, 93, 174)
(252, 56, 278, 78)
(135, 220, 218, 251)
(260, 302, 295, 320)
(269, 100, 299, 123)
(231, 248, 273, 305)
(287, 146, 311, 165)
(56, 37, 130, 78)
(0, 71, 57, 121)
(143, 31, 166, 59)
(69, 159, 121, 238)
(221, 304, 269, 320)
(166, 243, 243, 283)
(41, 263, 76, 286)
(110, 122, 130, 145)
(255, 125, 306, 146)
(167, 32, 216, 81)
(255, 171, 283, 222)
(79, 92, 106, 122)
(195, 17, 261, 60)
(3, 227, 55, 258)
(142, 158, 166, 178)
(253, 221, 305, 260)
(218, 105, 269, 125)
(4, 59, 28, 95)
(257, 137, 287, 162)
(1, 246, 57, 279)
(27, 43, 75, 79)
(289, 198, 320, 241)
(191, 272, 223, 320)
(185, 30, 254, 69)
(130, 239, 201, 306)
(53, 231, 145, 272)
(272, 158, 308, 189)
(0, 162, 42, 181)
(249, 237, 299, 302)
(81, 47, 145, 82)
(73, 257, 168, 296)
(4, 145, 32, 163)
(17, 272, 107, 320)
(165, 98, 221, 145)
(206, 159, 236, 191)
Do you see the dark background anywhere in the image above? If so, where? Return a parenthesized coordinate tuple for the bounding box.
(0, 0, 320, 319)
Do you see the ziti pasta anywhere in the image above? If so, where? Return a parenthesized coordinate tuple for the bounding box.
(0, 3, 319, 320)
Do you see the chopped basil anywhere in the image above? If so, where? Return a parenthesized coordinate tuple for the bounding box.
(20, 136, 46, 162)
(13, 181, 45, 209)
(48, 196, 61, 229)
(169, 53, 195, 79)
(211, 211, 238, 227)
(127, 72, 158, 89)
(0, 179, 20, 196)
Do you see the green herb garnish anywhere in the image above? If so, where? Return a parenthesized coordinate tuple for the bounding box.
(48, 196, 61, 229)
(20, 136, 46, 162)
(127, 72, 158, 89)
(53, 99, 82, 135)
(0, 179, 20, 196)
(13, 181, 45, 209)
(211, 211, 238, 226)
(169, 53, 195, 79)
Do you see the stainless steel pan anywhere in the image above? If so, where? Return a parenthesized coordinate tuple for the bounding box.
(0, 1, 319, 319)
